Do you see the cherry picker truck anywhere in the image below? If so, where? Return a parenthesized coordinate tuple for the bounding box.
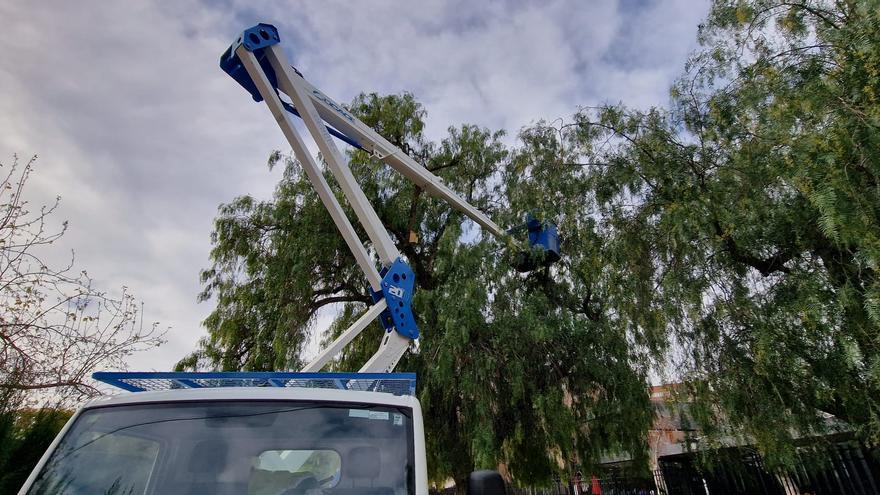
(19, 23, 559, 495)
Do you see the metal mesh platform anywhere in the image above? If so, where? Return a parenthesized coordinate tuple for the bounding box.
(92, 372, 416, 396)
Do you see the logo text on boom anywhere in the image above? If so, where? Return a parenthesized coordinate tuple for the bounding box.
(313, 90, 355, 123)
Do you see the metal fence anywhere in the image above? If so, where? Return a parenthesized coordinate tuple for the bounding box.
(432, 474, 656, 495)
(432, 443, 879, 495)
(436, 477, 655, 495)
(654, 443, 880, 495)
(508, 484, 570, 495)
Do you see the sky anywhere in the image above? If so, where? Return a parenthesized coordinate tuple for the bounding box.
(0, 0, 710, 372)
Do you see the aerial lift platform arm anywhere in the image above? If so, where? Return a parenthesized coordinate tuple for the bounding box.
(220, 24, 559, 373)
(18, 23, 552, 495)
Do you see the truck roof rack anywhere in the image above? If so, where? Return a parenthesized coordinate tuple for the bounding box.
(93, 371, 417, 397)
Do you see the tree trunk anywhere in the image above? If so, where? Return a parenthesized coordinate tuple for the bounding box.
(454, 474, 469, 495)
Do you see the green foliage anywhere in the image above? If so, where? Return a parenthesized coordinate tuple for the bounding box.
(185, 92, 653, 484)
(0, 405, 71, 494)
(564, 0, 880, 466)
(185, 0, 880, 482)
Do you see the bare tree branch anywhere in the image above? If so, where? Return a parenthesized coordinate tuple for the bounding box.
(0, 155, 166, 405)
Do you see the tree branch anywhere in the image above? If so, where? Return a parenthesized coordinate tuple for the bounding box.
(309, 295, 371, 312)
(713, 220, 793, 276)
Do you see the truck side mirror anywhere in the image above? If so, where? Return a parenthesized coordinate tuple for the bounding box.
(467, 470, 506, 495)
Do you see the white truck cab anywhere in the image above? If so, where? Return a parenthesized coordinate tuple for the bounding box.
(19, 374, 429, 495)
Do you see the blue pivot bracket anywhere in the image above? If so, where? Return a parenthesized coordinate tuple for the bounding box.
(219, 23, 364, 151)
(370, 258, 419, 340)
(219, 23, 281, 102)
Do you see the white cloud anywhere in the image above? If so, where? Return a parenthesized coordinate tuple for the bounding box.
(0, 0, 709, 373)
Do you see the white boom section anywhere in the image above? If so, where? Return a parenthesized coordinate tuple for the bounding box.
(300, 299, 387, 372)
(265, 47, 400, 267)
(237, 48, 382, 291)
(237, 43, 511, 373)
(360, 331, 412, 373)
(263, 45, 509, 241)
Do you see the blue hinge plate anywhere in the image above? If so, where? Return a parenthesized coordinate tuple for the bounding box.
(370, 258, 419, 340)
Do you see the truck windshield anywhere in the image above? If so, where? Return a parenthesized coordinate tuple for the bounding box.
(28, 401, 414, 495)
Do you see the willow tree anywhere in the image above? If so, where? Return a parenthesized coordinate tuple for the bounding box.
(554, 0, 880, 465)
(182, 92, 653, 486)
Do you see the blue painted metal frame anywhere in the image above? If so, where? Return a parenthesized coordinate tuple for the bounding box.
(370, 258, 419, 340)
(219, 23, 281, 103)
(93, 371, 417, 396)
(220, 23, 364, 151)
